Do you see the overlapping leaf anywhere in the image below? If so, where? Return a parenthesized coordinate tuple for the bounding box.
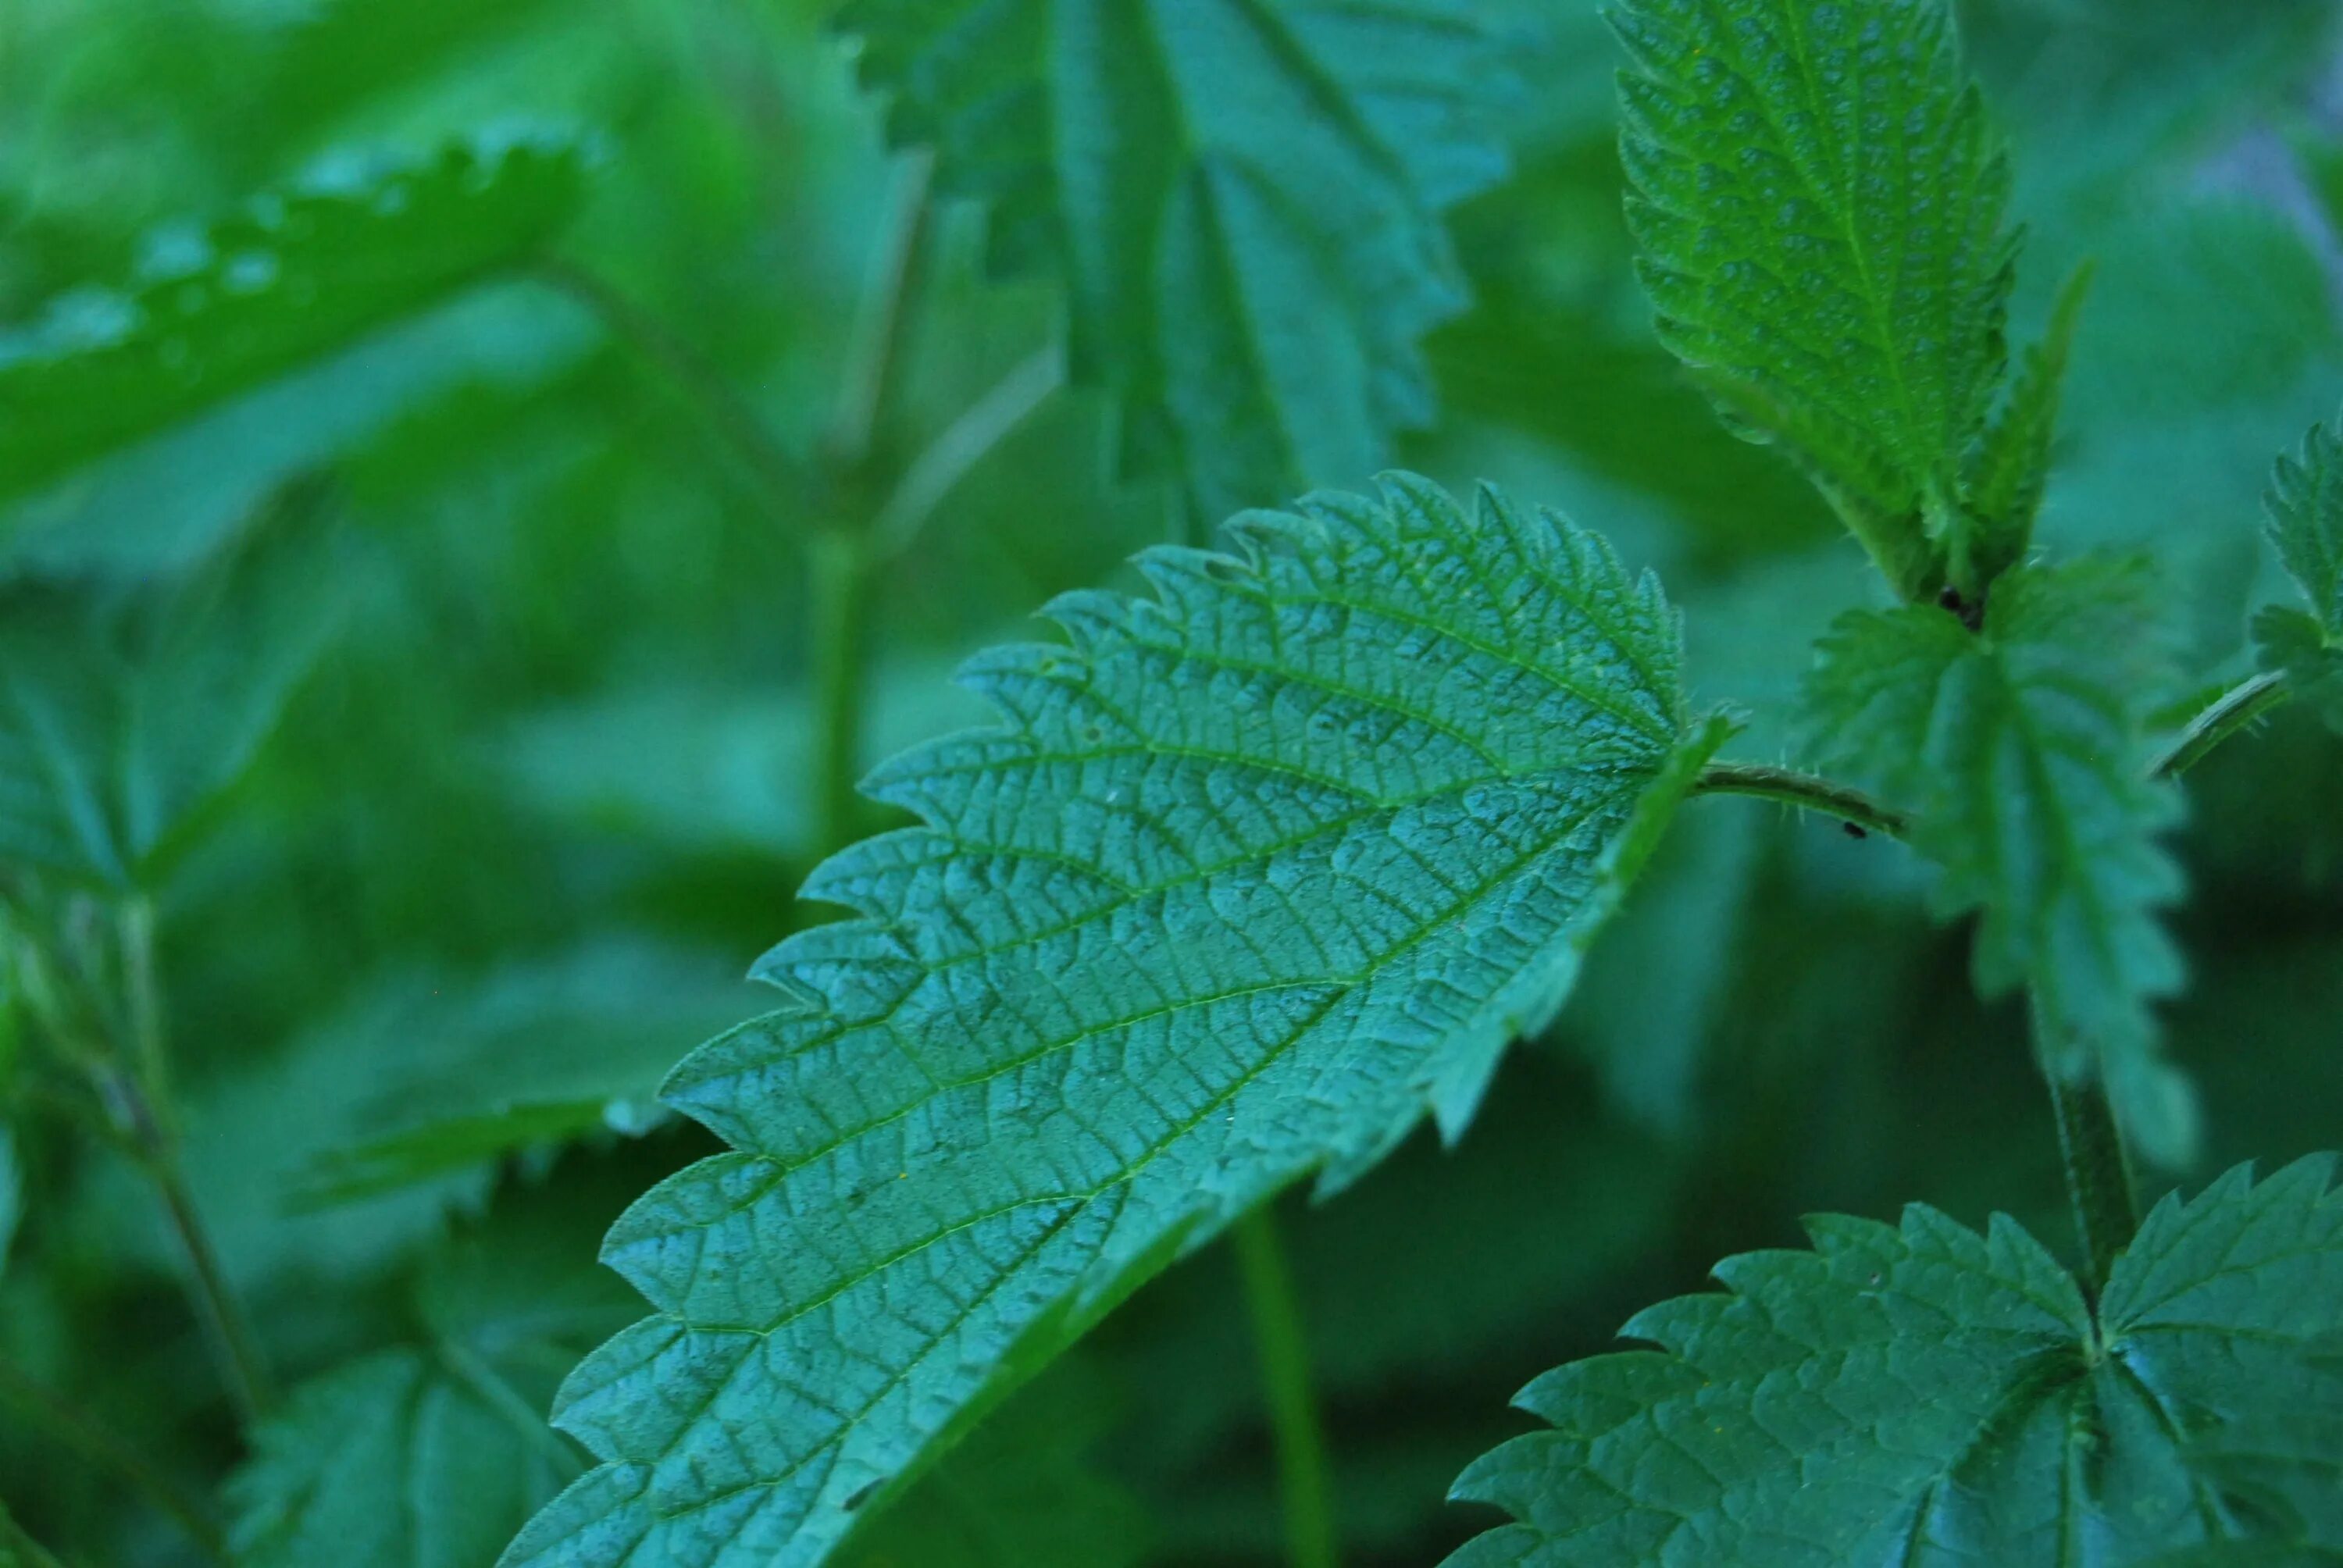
(838, 0, 1507, 517)
(505, 476, 1719, 1566)
(1614, 0, 2017, 600)
(1450, 1155, 2343, 1565)
(0, 478, 348, 889)
(2255, 408, 2343, 729)
(0, 130, 590, 498)
(1803, 556, 2189, 1156)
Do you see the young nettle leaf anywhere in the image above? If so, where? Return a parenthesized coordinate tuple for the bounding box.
(0, 131, 591, 499)
(837, 0, 1507, 519)
(1960, 262, 2093, 590)
(1614, 0, 2017, 602)
(0, 478, 348, 889)
(1803, 556, 2190, 1157)
(505, 476, 1724, 1566)
(1450, 1156, 2343, 1566)
(2254, 407, 2343, 728)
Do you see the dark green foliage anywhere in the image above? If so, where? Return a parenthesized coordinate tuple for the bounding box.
(838, 0, 1507, 517)
(1450, 1157, 2343, 1565)
(2, 1, 2340, 1566)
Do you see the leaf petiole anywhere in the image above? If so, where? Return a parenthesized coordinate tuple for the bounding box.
(1690, 762, 1912, 841)
(2149, 668, 2291, 779)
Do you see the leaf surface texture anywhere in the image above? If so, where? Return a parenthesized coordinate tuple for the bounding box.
(1450, 1156, 2343, 1565)
(505, 476, 1714, 1565)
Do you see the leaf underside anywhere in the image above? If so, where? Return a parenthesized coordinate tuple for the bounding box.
(1614, 0, 2014, 598)
(1451, 1155, 2343, 1566)
(504, 475, 1718, 1566)
(0, 131, 588, 499)
(837, 0, 1508, 518)
(1802, 555, 2189, 1158)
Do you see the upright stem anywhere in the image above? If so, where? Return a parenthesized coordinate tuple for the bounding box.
(0, 1358, 225, 1563)
(803, 154, 938, 862)
(811, 533, 872, 859)
(1233, 1206, 1338, 1568)
(2047, 1072, 2138, 1293)
(113, 911, 276, 1424)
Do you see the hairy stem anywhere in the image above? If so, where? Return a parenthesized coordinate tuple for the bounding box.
(1234, 1206, 1339, 1568)
(2047, 1072, 2138, 1293)
(1691, 762, 1912, 841)
(534, 255, 811, 519)
(2150, 669, 2291, 779)
(0, 1358, 225, 1563)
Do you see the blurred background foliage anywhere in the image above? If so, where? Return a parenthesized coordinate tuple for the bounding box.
(0, 0, 2338, 1563)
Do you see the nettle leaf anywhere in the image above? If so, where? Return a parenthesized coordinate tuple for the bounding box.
(0, 478, 348, 889)
(2255, 408, 2343, 728)
(230, 1199, 640, 1568)
(292, 940, 759, 1206)
(1959, 262, 2092, 591)
(1803, 557, 2190, 1157)
(838, 0, 1508, 518)
(1450, 1155, 2343, 1566)
(1614, 0, 2016, 601)
(505, 476, 1723, 1566)
(0, 130, 590, 498)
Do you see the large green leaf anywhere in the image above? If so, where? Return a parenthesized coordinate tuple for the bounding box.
(2255, 407, 2343, 728)
(1450, 1155, 2343, 1565)
(0, 478, 348, 889)
(838, 0, 1507, 517)
(0, 130, 590, 498)
(1803, 555, 2189, 1157)
(1614, 0, 2016, 600)
(504, 475, 1722, 1566)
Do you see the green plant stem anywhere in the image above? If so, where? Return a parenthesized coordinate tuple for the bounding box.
(1233, 1206, 1338, 1568)
(0, 1358, 225, 1563)
(804, 153, 937, 863)
(534, 255, 811, 519)
(872, 344, 1064, 559)
(112, 909, 276, 1424)
(826, 149, 937, 468)
(0, 1504, 68, 1568)
(1691, 762, 1912, 841)
(2149, 669, 2291, 779)
(2046, 1072, 2138, 1293)
(811, 533, 872, 859)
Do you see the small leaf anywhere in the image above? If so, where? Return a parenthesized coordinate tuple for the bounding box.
(838, 0, 1508, 517)
(2254, 407, 2343, 732)
(228, 1198, 641, 1568)
(0, 130, 591, 498)
(505, 476, 1720, 1566)
(1958, 259, 2094, 592)
(1803, 556, 2189, 1156)
(1614, 0, 2017, 600)
(1450, 1156, 2343, 1566)
(0, 476, 348, 889)
(2263, 404, 2343, 634)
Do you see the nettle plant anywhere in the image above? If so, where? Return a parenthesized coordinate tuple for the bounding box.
(1, 0, 2339, 1565)
(496, 4, 2343, 1567)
